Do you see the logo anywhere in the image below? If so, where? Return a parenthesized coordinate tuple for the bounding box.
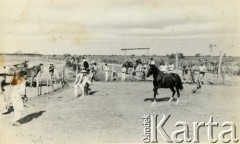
(142, 114, 239, 143)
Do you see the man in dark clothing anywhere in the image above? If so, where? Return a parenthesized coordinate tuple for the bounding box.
(49, 64, 55, 77)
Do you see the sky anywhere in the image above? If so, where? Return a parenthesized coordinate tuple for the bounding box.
(0, 0, 239, 56)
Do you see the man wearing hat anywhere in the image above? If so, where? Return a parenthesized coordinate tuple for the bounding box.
(73, 69, 91, 98)
(10, 71, 28, 126)
(49, 64, 55, 77)
(149, 58, 155, 66)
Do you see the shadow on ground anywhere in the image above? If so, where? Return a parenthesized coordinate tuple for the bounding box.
(88, 91, 99, 95)
(144, 97, 175, 102)
(20, 111, 46, 124)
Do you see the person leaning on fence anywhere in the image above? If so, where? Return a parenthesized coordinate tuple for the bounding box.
(10, 71, 28, 126)
(104, 63, 110, 81)
(73, 70, 92, 98)
(121, 65, 127, 82)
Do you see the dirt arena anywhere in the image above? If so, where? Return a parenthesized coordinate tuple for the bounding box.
(0, 56, 240, 144)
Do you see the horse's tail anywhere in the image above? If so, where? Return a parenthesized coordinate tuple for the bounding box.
(175, 74, 183, 90)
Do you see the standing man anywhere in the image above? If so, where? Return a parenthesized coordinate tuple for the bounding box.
(0, 76, 9, 114)
(104, 63, 110, 81)
(49, 64, 55, 78)
(168, 62, 175, 73)
(92, 62, 98, 81)
(220, 63, 227, 84)
(159, 61, 168, 73)
(121, 65, 127, 82)
(190, 63, 196, 84)
(128, 57, 135, 74)
(74, 70, 91, 98)
(199, 63, 207, 84)
(10, 71, 27, 126)
(82, 58, 90, 73)
(149, 58, 155, 66)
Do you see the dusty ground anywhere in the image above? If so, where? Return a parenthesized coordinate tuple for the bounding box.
(0, 56, 240, 144)
(1, 79, 240, 144)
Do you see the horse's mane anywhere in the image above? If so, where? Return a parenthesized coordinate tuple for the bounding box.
(150, 65, 164, 75)
(13, 61, 26, 66)
(29, 64, 42, 70)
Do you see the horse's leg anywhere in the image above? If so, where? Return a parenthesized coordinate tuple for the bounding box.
(30, 76, 33, 87)
(168, 87, 175, 102)
(176, 88, 180, 105)
(151, 87, 158, 105)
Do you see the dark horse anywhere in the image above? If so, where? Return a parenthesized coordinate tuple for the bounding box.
(146, 65, 183, 105)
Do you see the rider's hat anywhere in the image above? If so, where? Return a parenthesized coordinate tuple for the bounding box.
(81, 70, 87, 73)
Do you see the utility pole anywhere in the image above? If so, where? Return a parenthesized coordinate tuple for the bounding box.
(175, 53, 178, 71)
(217, 51, 222, 83)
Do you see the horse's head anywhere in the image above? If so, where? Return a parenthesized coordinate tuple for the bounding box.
(146, 65, 154, 77)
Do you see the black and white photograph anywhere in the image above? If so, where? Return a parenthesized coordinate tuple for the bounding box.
(0, 0, 240, 143)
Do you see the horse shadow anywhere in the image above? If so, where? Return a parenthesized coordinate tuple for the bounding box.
(20, 111, 45, 124)
(144, 97, 176, 102)
(88, 91, 99, 95)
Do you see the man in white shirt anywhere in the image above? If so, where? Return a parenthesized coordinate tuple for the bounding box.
(74, 70, 91, 98)
(168, 62, 175, 73)
(121, 65, 127, 82)
(159, 61, 168, 73)
(199, 63, 206, 84)
(149, 58, 155, 66)
(104, 63, 110, 81)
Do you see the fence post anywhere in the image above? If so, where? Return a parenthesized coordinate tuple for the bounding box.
(76, 65, 79, 76)
(175, 53, 178, 73)
(111, 66, 114, 81)
(54, 75, 57, 90)
(217, 51, 223, 83)
(36, 73, 39, 96)
(39, 72, 42, 95)
(50, 75, 54, 92)
(47, 75, 49, 94)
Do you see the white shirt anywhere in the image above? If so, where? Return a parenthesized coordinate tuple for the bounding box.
(149, 61, 155, 65)
(199, 65, 206, 72)
(168, 64, 174, 71)
(159, 65, 168, 73)
(74, 73, 91, 85)
(122, 67, 126, 73)
(11, 81, 26, 98)
(104, 66, 110, 72)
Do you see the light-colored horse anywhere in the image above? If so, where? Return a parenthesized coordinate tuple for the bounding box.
(3, 61, 29, 75)
(20, 63, 44, 87)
